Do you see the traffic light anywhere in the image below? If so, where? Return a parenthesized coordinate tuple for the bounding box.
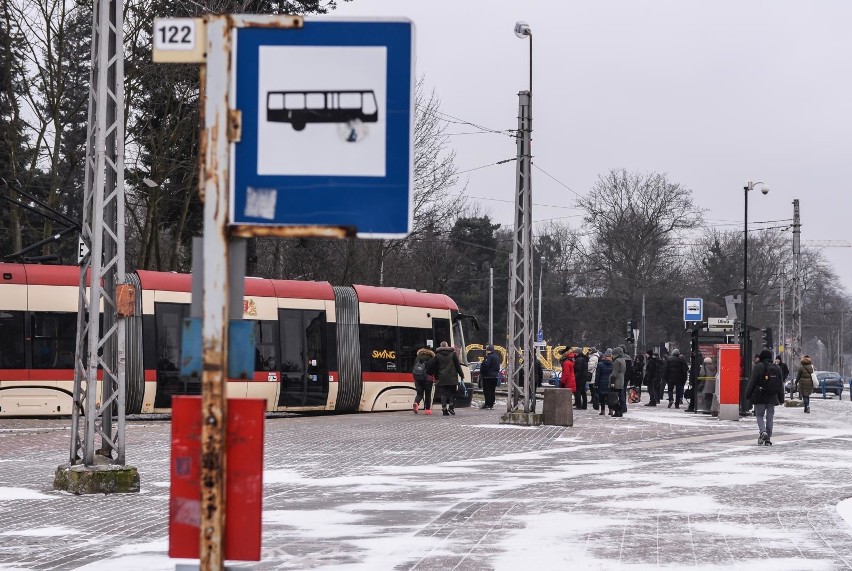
(626, 320, 635, 345)
(761, 327, 774, 350)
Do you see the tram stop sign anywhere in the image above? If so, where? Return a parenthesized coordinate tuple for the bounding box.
(231, 18, 415, 238)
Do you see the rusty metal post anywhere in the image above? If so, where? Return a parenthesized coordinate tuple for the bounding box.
(199, 15, 231, 571)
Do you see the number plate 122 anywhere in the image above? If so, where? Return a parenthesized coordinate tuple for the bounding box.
(154, 18, 196, 51)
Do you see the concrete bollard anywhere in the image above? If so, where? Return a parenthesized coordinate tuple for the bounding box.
(542, 388, 573, 427)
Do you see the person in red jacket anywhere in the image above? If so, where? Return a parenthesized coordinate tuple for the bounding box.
(559, 349, 577, 404)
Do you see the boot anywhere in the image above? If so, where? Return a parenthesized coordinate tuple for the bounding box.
(442, 408, 449, 416)
(599, 408, 605, 416)
(758, 432, 767, 445)
(449, 405, 455, 415)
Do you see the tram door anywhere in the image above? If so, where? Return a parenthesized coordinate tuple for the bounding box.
(277, 309, 329, 407)
(153, 302, 193, 408)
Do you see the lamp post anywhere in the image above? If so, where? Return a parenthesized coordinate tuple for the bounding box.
(743, 180, 769, 409)
(514, 21, 532, 98)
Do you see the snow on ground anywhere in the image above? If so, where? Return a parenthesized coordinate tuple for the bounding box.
(0, 487, 56, 501)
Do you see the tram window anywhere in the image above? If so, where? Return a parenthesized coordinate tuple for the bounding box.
(31, 312, 76, 369)
(306, 93, 325, 109)
(268, 93, 284, 110)
(339, 92, 361, 109)
(432, 318, 451, 349)
(254, 320, 277, 371)
(399, 327, 430, 373)
(361, 324, 398, 372)
(0, 311, 25, 368)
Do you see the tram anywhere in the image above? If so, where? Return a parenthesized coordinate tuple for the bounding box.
(0, 263, 473, 417)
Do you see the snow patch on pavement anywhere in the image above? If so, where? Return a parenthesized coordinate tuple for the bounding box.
(1, 526, 80, 537)
(0, 487, 55, 500)
(837, 497, 852, 529)
(113, 539, 168, 555)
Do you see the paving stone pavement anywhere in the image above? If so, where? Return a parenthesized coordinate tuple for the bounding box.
(1, 393, 851, 570)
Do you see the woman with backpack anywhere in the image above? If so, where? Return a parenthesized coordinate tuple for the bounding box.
(412, 346, 436, 415)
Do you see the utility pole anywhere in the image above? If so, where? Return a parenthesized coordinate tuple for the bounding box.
(791, 199, 802, 364)
(505, 90, 535, 417)
(641, 292, 646, 354)
(488, 266, 494, 346)
(56, 0, 139, 493)
(778, 269, 785, 361)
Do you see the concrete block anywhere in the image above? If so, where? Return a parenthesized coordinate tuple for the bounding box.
(54, 463, 140, 495)
(499, 411, 543, 426)
(542, 388, 573, 426)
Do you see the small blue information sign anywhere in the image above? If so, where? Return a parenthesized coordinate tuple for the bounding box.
(231, 18, 414, 237)
(683, 297, 704, 322)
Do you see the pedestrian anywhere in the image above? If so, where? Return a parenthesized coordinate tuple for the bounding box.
(644, 350, 660, 406)
(534, 357, 544, 390)
(559, 349, 576, 403)
(610, 347, 627, 417)
(794, 355, 815, 413)
(479, 344, 501, 410)
(620, 346, 633, 414)
(574, 348, 589, 410)
(632, 353, 645, 399)
(775, 357, 790, 384)
(412, 345, 436, 415)
(434, 341, 464, 416)
(654, 352, 665, 402)
(588, 348, 600, 410)
(596, 349, 614, 416)
(698, 357, 717, 413)
(662, 349, 688, 408)
(745, 349, 785, 445)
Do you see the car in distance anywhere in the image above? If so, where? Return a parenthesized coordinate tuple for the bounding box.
(470, 361, 482, 388)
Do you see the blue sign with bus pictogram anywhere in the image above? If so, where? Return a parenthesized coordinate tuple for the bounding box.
(231, 19, 414, 238)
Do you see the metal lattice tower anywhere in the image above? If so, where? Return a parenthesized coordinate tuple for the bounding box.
(70, 0, 127, 466)
(506, 91, 534, 413)
(790, 199, 802, 365)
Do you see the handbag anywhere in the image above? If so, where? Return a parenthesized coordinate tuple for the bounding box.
(457, 381, 468, 398)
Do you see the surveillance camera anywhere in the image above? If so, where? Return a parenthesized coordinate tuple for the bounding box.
(761, 187, 769, 195)
(514, 21, 531, 38)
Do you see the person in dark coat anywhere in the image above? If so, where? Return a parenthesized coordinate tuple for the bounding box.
(412, 346, 436, 414)
(746, 349, 785, 445)
(434, 341, 464, 416)
(479, 345, 501, 410)
(775, 357, 790, 383)
(596, 349, 614, 416)
(662, 349, 689, 408)
(644, 350, 660, 406)
(573, 348, 589, 410)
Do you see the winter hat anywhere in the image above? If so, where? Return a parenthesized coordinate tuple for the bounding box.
(604, 348, 613, 358)
(758, 349, 773, 361)
(486, 345, 494, 352)
(671, 349, 681, 356)
(612, 347, 623, 357)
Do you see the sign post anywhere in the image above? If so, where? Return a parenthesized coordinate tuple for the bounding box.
(156, 14, 414, 570)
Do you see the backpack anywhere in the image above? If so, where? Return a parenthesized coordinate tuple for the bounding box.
(412, 360, 428, 382)
(756, 363, 782, 396)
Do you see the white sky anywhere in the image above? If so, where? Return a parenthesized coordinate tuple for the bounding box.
(331, 0, 852, 292)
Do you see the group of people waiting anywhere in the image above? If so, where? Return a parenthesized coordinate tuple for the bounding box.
(555, 346, 694, 417)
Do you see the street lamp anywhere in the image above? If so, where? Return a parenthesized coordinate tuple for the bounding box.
(743, 180, 769, 401)
(514, 21, 532, 96)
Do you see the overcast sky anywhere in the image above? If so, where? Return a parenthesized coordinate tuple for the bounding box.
(333, 0, 852, 295)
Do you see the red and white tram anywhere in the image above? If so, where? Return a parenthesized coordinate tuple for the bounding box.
(0, 263, 473, 416)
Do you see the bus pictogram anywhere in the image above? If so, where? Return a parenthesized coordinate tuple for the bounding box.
(266, 90, 379, 131)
